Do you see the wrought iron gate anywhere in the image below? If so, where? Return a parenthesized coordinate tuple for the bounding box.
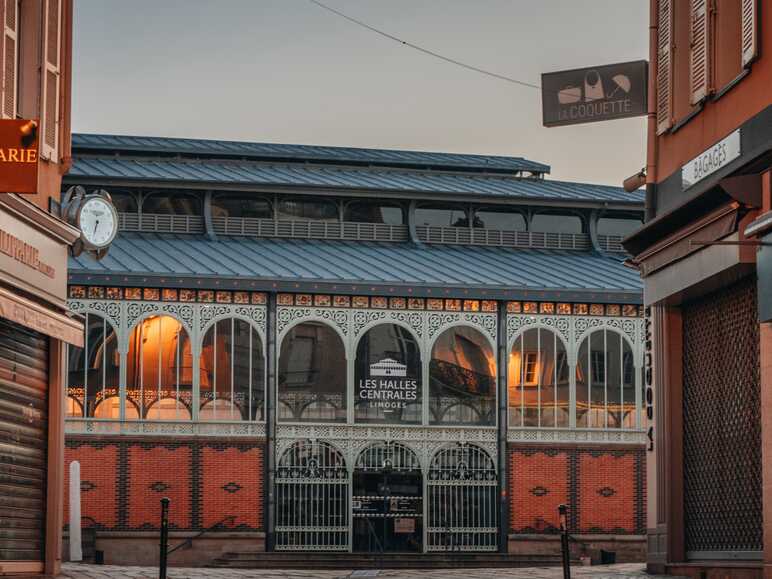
(275, 440, 349, 551)
(426, 444, 498, 552)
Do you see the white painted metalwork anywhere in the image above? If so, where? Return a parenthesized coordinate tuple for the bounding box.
(275, 440, 350, 551)
(355, 441, 421, 472)
(426, 444, 497, 552)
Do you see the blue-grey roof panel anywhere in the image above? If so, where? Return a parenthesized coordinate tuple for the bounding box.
(72, 133, 551, 174)
(67, 157, 643, 204)
(69, 233, 642, 297)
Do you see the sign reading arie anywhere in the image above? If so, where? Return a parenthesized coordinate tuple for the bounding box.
(0, 119, 39, 194)
(357, 358, 419, 413)
(542, 61, 647, 127)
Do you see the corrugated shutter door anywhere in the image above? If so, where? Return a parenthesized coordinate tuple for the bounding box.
(656, 0, 673, 135)
(1, 0, 18, 120)
(689, 0, 710, 104)
(40, 0, 61, 161)
(0, 318, 48, 562)
(741, 0, 757, 67)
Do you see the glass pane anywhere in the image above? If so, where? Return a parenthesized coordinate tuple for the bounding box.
(279, 322, 347, 422)
(143, 193, 202, 215)
(415, 205, 468, 227)
(622, 340, 637, 428)
(212, 195, 272, 219)
(111, 191, 138, 213)
(576, 338, 589, 427)
(507, 335, 523, 427)
(126, 316, 192, 420)
(430, 326, 495, 426)
(555, 338, 569, 427)
(277, 198, 338, 221)
(607, 332, 622, 429)
(521, 329, 539, 427)
(530, 213, 583, 234)
(597, 217, 643, 237)
(539, 329, 556, 427)
(355, 324, 421, 424)
(474, 209, 526, 231)
(344, 202, 404, 225)
(590, 331, 607, 428)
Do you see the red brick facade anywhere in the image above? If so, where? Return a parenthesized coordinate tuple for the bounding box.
(509, 446, 645, 535)
(64, 438, 265, 532)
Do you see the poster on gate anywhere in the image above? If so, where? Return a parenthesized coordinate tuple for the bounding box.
(394, 518, 416, 534)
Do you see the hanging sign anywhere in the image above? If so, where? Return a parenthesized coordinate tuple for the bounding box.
(0, 119, 39, 193)
(542, 61, 647, 127)
(681, 129, 741, 190)
(357, 358, 419, 413)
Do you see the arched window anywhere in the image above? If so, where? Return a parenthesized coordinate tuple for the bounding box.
(279, 322, 346, 422)
(277, 198, 338, 221)
(343, 201, 404, 225)
(200, 318, 264, 421)
(111, 191, 139, 213)
(430, 326, 496, 426)
(142, 192, 202, 215)
(354, 324, 421, 424)
(415, 204, 468, 228)
(66, 313, 119, 418)
(473, 207, 527, 231)
(508, 328, 569, 428)
(530, 212, 584, 234)
(126, 315, 193, 420)
(576, 329, 636, 429)
(211, 194, 272, 219)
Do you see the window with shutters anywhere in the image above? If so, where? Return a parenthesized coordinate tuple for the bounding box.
(689, 0, 710, 104)
(656, 0, 673, 133)
(741, 0, 758, 67)
(714, 0, 743, 92)
(1, 0, 18, 119)
(40, 0, 61, 161)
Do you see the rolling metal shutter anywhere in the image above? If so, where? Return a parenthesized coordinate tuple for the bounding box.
(0, 318, 48, 561)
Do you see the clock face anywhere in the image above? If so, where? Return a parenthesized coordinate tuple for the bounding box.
(78, 196, 117, 249)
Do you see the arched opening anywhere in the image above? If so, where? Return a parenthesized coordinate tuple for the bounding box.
(278, 322, 346, 422)
(146, 397, 192, 421)
(353, 442, 422, 553)
(354, 323, 421, 424)
(508, 327, 569, 428)
(200, 318, 264, 421)
(275, 440, 349, 551)
(66, 313, 119, 418)
(429, 326, 496, 426)
(126, 315, 193, 420)
(576, 329, 636, 428)
(427, 444, 498, 552)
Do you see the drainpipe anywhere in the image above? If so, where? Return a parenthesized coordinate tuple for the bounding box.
(646, 0, 659, 222)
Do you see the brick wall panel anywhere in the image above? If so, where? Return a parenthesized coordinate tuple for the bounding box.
(64, 443, 119, 529)
(201, 445, 264, 530)
(509, 448, 569, 533)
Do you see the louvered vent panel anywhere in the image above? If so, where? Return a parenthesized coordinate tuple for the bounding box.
(682, 276, 761, 555)
(741, 0, 757, 66)
(689, 0, 710, 104)
(656, 0, 673, 134)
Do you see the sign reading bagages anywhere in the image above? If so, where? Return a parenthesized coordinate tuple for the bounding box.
(542, 61, 647, 127)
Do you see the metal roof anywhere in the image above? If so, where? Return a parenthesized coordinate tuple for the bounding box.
(72, 133, 551, 175)
(67, 156, 643, 205)
(68, 233, 643, 302)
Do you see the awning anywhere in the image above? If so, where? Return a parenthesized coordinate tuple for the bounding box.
(0, 287, 84, 346)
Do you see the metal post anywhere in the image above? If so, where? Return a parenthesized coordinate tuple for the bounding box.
(69, 461, 82, 562)
(558, 504, 571, 579)
(159, 497, 170, 579)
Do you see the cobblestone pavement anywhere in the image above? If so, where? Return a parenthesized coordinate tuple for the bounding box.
(59, 562, 671, 579)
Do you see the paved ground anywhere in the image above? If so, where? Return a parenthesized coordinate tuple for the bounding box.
(59, 562, 670, 579)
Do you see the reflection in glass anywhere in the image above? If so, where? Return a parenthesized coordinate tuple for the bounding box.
(66, 313, 119, 418)
(143, 192, 202, 215)
(597, 217, 643, 237)
(200, 318, 264, 421)
(530, 212, 583, 234)
(474, 208, 526, 231)
(212, 195, 272, 219)
(415, 205, 468, 228)
(279, 322, 346, 422)
(126, 315, 193, 420)
(508, 328, 568, 428)
(354, 324, 421, 424)
(430, 327, 495, 426)
(277, 198, 338, 221)
(344, 202, 404, 225)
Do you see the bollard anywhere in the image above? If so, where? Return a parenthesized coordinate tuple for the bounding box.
(159, 497, 170, 579)
(69, 461, 82, 562)
(558, 504, 571, 579)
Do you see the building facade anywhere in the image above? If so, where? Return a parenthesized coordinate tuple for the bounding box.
(625, 1, 771, 577)
(62, 134, 647, 565)
(0, 0, 80, 576)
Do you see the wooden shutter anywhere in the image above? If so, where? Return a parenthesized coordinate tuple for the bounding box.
(741, 0, 757, 67)
(689, 0, 710, 104)
(656, 0, 673, 135)
(1, 0, 17, 119)
(40, 0, 61, 162)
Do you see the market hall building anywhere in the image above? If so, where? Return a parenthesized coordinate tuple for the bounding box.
(61, 134, 647, 565)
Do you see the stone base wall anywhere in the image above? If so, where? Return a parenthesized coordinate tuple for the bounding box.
(508, 534, 646, 563)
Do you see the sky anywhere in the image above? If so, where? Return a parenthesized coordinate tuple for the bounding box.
(72, 0, 648, 186)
